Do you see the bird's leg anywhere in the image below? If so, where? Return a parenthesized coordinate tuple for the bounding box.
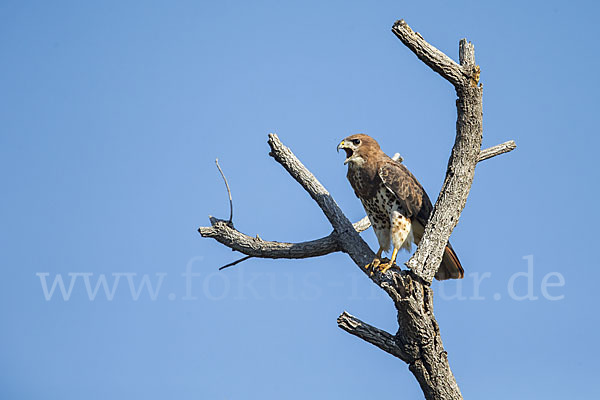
(365, 247, 384, 271)
(377, 247, 399, 274)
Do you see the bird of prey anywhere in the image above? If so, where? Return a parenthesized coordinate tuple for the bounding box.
(338, 134, 464, 280)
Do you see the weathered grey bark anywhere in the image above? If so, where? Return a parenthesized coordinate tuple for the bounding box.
(198, 19, 515, 400)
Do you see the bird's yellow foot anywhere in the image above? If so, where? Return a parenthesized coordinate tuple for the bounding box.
(365, 258, 381, 269)
(364, 258, 382, 271)
(376, 261, 397, 274)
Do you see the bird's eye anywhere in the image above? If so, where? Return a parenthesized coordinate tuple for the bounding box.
(352, 139, 361, 145)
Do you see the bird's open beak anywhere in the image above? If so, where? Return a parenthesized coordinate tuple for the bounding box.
(337, 140, 353, 165)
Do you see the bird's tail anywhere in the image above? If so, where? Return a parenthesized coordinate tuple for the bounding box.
(435, 243, 464, 280)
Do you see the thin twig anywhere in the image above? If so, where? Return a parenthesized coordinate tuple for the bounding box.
(215, 158, 233, 223)
(219, 255, 253, 271)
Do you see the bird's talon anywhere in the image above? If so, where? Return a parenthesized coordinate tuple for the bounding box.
(365, 258, 381, 270)
(376, 261, 397, 274)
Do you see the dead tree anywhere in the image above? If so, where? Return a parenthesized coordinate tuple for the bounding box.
(199, 19, 515, 400)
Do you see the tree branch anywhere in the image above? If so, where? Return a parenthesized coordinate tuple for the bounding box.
(267, 133, 376, 268)
(215, 159, 233, 223)
(392, 19, 470, 88)
(401, 32, 484, 284)
(199, 217, 341, 259)
(219, 255, 253, 271)
(353, 216, 371, 233)
(267, 134, 355, 235)
(479, 140, 516, 162)
(337, 311, 410, 362)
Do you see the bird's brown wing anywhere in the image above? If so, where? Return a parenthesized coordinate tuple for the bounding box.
(378, 160, 433, 226)
(378, 160, 464, 280)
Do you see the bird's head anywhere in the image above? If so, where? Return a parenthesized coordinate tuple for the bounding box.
(337, 134, 381, 165)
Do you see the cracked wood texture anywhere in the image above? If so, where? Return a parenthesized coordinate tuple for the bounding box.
(198, 18, 515, 400)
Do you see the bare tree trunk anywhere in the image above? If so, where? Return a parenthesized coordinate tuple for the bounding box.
(198, 19, 515, 400)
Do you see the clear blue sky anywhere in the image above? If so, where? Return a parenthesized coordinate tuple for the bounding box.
(1, 1, 599, 399)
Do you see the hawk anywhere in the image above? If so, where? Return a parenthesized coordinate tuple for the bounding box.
(338, 134, 464, 280)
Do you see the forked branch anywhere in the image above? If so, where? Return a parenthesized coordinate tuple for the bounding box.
(392, 19, 486, 284)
